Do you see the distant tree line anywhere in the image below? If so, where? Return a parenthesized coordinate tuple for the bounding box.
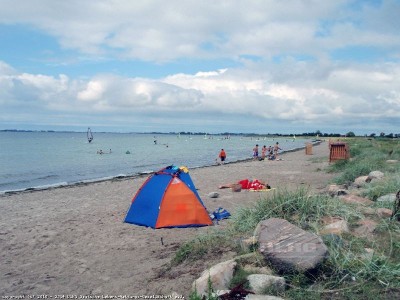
(3, 129, 398, 138)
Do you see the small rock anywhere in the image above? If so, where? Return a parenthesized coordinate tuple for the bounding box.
(247, 274, 285, 294)
(353, 219, 378, 237)
(353, 176, 369, 188)
(368, 171, 384, 180)
(327, 184, 347, 196)
(386, 159, 398, 164)
(377, 194, 396, 203)
(339, 194, 374, 206)
(376, 208, 393, 218)
(208, 192, 220, 198)
(321, 216, 343, 225)
(320, 220, 349, 235)
(192, 259, 237, 297)
(215, 290, 230, 296)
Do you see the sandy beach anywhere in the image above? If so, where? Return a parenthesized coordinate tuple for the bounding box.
(0, 142, 335, 297)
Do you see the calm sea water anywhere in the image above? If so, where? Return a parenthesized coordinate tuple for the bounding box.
(0, 131, 313, 194)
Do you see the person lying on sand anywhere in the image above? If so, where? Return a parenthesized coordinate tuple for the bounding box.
(219, 179, 271, 190)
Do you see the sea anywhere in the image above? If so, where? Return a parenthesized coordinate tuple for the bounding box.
(0, 131, 314, 194)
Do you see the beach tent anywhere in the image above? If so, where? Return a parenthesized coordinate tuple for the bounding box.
(124, 165, 213, 229)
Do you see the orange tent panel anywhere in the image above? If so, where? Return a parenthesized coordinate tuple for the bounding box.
(155, 178, 212, 228)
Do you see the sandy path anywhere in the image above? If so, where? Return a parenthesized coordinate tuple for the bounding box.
(0, 142, 334, 297)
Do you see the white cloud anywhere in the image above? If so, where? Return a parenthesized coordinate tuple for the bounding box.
(1, 51, 400, 133)
(2, 0, 396, 61)
(1, 1, 400, 133)
(78, 80, 105, 101)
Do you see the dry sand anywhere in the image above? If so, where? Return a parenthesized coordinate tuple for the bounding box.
(0, 142, 335, 297)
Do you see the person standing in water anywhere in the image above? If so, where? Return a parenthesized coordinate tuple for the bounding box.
(261, 145, 267, 160)
(253, 144, 259, 160)
(218, 149, 227, 164)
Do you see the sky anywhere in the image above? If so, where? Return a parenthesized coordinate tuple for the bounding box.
(0, 0, 399, 135)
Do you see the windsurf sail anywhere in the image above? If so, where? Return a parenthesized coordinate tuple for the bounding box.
(87, 127, 94, 143)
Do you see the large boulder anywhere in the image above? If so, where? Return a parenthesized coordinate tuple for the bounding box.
(256, 218, 328, 273)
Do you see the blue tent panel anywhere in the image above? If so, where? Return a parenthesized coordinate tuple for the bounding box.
(124, 173, 171, 228)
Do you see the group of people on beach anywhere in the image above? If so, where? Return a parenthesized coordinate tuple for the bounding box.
(217, 144, 279, 191)
(253, 142, 282, 161)
(216, 142, 283, 165)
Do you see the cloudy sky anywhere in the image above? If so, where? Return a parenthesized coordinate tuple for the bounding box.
(0, 0, 399, 134)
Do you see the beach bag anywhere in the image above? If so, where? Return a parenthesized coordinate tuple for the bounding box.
(213, 207, 231, 220)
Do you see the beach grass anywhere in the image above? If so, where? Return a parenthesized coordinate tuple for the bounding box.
(328, 138, 400, 186)
(173, 137, 400, 299)
(229, 188, 361, 234)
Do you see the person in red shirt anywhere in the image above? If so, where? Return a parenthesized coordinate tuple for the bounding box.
(218, 149, 227, 164)
(218, 179, 271, 190)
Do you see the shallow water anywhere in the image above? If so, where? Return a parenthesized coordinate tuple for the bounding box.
(0, 131, 312, 193)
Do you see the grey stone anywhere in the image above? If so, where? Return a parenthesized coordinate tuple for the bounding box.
(353, 176, 369, 187)
(339, 194, 374, 206)
(386, 160, 399, 164)
(320, 220, 349, 235)
(257, 218, 328, 273)
(247, 274, 285, 294)
(368, 171, 384, 180)
(208, 192, 220, 198)
(192, 259, 236, 297)
(377, 193, 396, 203)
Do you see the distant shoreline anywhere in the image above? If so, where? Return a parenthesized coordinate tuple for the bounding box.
(0, 129, 342, 137)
